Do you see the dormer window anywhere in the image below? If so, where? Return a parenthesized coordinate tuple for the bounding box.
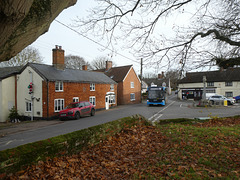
(55, 81, 63, 91)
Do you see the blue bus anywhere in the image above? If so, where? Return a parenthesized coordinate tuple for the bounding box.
(147, 86, 167, 106)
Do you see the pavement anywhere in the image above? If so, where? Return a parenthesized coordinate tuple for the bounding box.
(0, 120, 63, 138)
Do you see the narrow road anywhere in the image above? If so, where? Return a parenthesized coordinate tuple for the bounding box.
(1, 94, 240, 151)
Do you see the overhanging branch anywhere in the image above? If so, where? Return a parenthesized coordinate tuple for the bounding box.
(195, 29, 240, 46)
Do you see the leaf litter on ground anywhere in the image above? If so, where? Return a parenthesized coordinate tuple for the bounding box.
(6, 118, 240, 179)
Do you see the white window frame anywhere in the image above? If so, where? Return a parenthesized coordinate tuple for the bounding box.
(54, 99, 64, 112)
(26, 101, 32, 112)
(131, 82, 134, 88)
(90, 83, 95, 91)
(55, 81, 63, 92)
(89, 96, 96, 106)
(73, 97, 79, 102)
(130, 93, 135, 101)
(110, 84, 114, 91)
(225, 82, 233, 86)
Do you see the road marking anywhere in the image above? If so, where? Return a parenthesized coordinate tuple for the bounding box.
(149, 101, 175, 122)
(148, 113, 158, 121)
(152, 114, 163, 123)
(6, 140, 13, 145)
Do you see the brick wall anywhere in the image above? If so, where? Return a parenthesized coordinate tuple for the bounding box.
(117, 82, 124, 104)
(120, 68, 141, 105)
(42, 81, 117, 118)
(52, 46, 65, 70)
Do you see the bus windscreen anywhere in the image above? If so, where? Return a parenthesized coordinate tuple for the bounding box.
(148, 89, 164, 99)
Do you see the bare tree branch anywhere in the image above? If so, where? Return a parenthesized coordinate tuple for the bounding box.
(75, 0, 240, 72)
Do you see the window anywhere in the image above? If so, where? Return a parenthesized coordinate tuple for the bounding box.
(73, 97, 79, 102)
(89, 96, 96, 106)
(110, 84, 114, 91)
(130, 93, 135, 101)
(26, 101, 32, 112)
(54, 99, 64, 112)
(206, 89, 216, 93)
(55, 81, 63, 91)
(225, 92, 233, 97)
(131, 82, 134, 88)
(109, 95, 116, 104)
(90, 83, 95, 91)
(225, 82, 232, 86)
(207, 82, 214, 87)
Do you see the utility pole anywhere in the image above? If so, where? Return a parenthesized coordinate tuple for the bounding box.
(140, 58, 143, 103)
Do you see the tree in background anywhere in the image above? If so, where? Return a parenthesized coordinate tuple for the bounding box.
(143, 69, 181, 90)
(143, 73, 158, 79)
(0, 46, 43, 67)
(91, 56, 116, 70)
(164, 70, 182, 90)
(75, 0, 240, 74)
(65, 55, 90, 70)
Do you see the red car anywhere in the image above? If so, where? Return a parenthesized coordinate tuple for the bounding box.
(59, 101, 95, 120)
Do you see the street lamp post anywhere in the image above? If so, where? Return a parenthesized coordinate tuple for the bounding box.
(203, 76, 207, 100)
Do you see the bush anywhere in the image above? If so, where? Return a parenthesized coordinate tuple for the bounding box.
(8, 106, 20, 122)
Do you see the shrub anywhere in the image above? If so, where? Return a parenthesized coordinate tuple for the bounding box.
(8, 106, 20, 122)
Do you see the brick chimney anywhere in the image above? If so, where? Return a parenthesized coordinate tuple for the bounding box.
(106, 61, 112, 71)
(52, 45, 65, 70)
(158, 71, 165, 79)
(82, 65, 88, 70)
(158, 74, 162, 79)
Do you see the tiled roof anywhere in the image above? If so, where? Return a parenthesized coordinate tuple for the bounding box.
(104, 65, 132, 82)
(179, 68, 240, 84)
(0, 66, 22, 80)
(27, 63, 117, 84)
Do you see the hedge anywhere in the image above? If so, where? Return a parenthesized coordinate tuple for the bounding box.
(0, 114, 149, 175)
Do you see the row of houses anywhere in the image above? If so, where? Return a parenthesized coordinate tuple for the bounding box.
(0, 46, 141, 122)
(139, 67, 240, 101)
(178, 68, 240, 100)
(2, 45, 239, 122)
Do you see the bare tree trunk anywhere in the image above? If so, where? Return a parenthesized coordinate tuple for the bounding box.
(0, 0, 33, 49)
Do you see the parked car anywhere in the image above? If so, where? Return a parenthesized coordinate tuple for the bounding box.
(233, 95, 240, 103)
(59, 101, 95, 120)
(208, 95, 236, 105)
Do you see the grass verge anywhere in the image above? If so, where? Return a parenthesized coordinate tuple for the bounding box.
(2, 116, 240, 179)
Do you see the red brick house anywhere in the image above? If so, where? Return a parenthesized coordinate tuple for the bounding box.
(97, 61, 141, 105)
(17, 46, 117, 119)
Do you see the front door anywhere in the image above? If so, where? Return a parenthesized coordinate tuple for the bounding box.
(105, 96, 109, 110)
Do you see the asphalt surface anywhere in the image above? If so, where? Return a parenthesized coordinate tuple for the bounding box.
(1, 96, 240, 151)
(0, 120, 63, 138)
